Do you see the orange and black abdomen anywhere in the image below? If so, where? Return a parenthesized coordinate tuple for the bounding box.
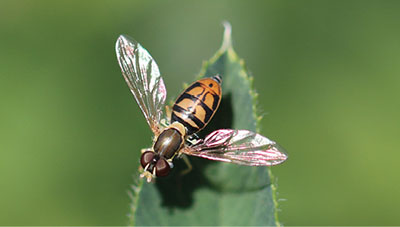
(171, 76, 222, 135)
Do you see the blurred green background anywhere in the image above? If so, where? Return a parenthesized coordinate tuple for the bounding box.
(1, 0, 399, 225)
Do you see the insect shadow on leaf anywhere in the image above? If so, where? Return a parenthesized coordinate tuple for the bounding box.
(154, 92, 233, 209)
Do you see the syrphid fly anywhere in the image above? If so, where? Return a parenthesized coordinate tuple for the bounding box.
(115, 35, 287, 182)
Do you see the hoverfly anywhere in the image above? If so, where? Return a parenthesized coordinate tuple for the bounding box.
(115, 35, 287, 182)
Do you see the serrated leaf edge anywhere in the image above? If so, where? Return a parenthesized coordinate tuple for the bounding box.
(199, 22, 282, 226)
(127, 173, 144, 226)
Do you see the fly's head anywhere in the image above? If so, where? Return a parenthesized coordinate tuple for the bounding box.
(140, 150, 172, 182)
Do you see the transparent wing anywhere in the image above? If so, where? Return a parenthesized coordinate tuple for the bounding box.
(116, 35, 167, 135)
(183, 129, 288, 166)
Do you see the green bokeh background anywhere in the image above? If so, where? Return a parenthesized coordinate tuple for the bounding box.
(1, 0, 399, 225)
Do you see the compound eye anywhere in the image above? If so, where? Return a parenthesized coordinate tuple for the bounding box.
(140, 151, 155, 168)
(155, 158, 171, 177)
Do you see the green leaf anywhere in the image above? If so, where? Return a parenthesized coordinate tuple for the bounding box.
(129, 23, 281, 226)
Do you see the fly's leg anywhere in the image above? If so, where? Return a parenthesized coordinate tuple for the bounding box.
(158, 106, 172, 128)
(186, 133, 202, 146)
(160, 119, 167, 127)
(188, 133, 199, 141)
(165, 105, 172, 119)
(180, 155, 193, 176)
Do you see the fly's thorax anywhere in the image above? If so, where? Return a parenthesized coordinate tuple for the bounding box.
(139, 122, 185, 180)
(171, 76, 222, 135)
(153, 122, 185, 159)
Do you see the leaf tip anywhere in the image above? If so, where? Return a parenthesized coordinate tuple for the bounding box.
(221, 21, 233, 51)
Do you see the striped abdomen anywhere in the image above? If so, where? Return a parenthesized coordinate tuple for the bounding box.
(171, 76, 222, 135)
